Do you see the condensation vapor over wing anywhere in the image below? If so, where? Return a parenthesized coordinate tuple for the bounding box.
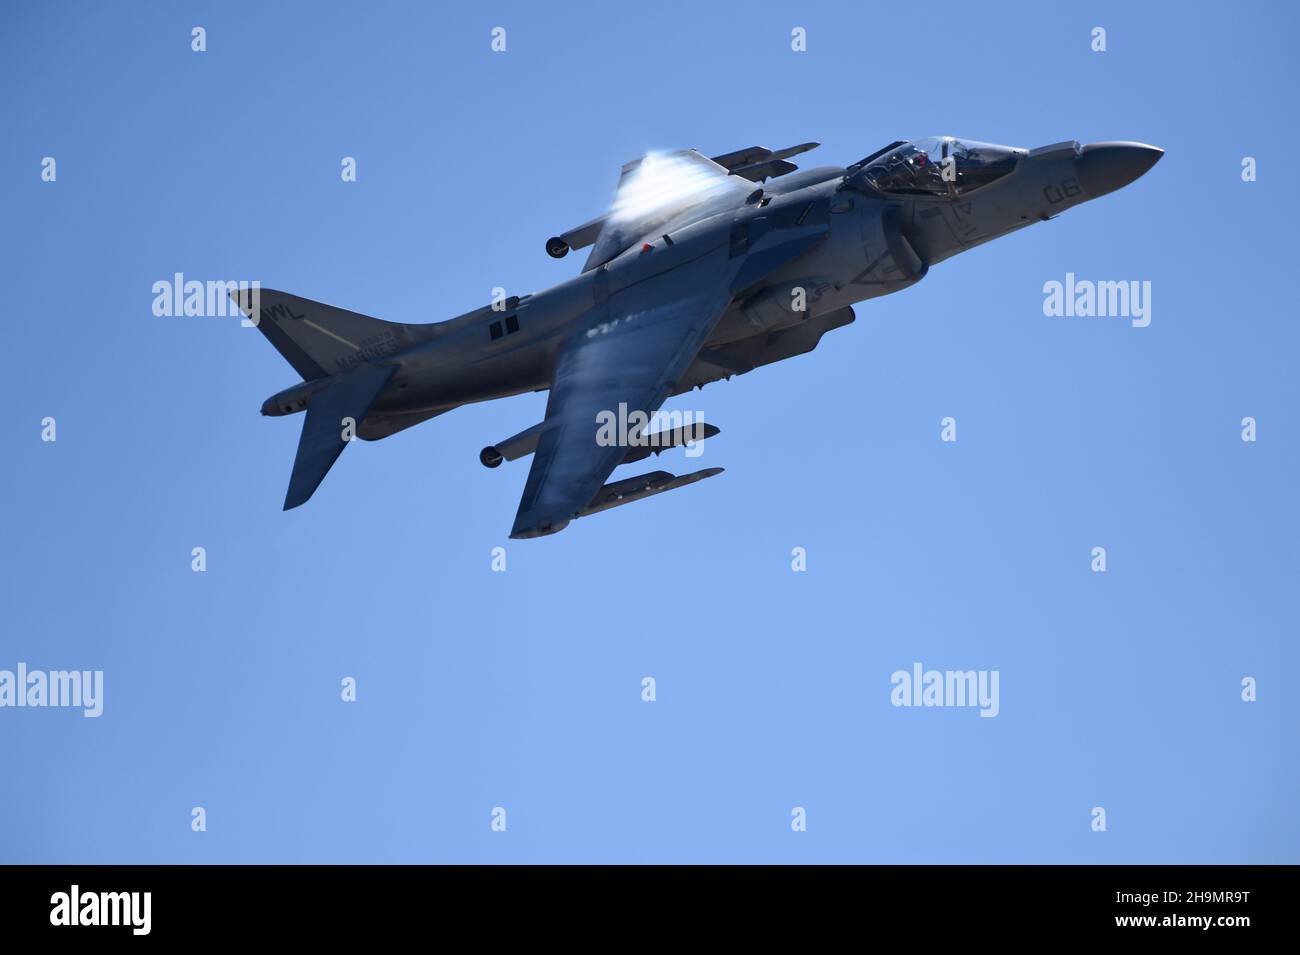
(610, 151, 744, 222)
(584, 150, 753, 270)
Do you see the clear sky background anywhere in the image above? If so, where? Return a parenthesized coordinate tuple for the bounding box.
(2, 0, 1296, 863)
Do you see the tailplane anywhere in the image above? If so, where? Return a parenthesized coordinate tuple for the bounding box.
(230, 288, 431, 509)
(281, 364, 396, 510)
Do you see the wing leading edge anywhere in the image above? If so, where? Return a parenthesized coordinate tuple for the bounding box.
(549, 142, 820, 261)
(511, 241, 741, 538)
(512, 201, 833, 538)
(582, 150, 752, 272)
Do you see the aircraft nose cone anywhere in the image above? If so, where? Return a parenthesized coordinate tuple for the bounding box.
(1076, 142, 1163, 198)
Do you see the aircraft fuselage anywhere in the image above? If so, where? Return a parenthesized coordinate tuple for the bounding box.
(359, 139, 1161, 424)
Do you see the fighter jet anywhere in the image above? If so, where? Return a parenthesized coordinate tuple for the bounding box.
(232, 136, 1161, 538)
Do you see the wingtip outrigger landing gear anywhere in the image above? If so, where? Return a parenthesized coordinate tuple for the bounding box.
(545, 236, 570, 259)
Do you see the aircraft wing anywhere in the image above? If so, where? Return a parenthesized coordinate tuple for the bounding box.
(582, 149, 753, 272)
(511, 241, 743, 538)
(549, 143, 820, 263)
(514, 169, 835, 538)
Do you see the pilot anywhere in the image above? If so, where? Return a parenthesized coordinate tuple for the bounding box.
(910, 149, 947, 192)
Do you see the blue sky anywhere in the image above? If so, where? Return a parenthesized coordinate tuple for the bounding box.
(2, 0, 1297, 863)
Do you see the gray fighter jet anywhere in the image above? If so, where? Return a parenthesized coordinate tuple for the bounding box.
(232, 136, 1161, 538)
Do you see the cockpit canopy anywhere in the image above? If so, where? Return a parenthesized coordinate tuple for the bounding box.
(850, 136, 1023, 198)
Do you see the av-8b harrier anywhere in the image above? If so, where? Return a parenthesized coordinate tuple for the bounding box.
(233, 136, 1161, 538)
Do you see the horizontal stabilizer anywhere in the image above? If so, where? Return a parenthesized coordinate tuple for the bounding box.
(284, 364, 395, 510)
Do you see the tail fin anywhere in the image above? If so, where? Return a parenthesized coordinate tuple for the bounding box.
(230, 288, 434, 380)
